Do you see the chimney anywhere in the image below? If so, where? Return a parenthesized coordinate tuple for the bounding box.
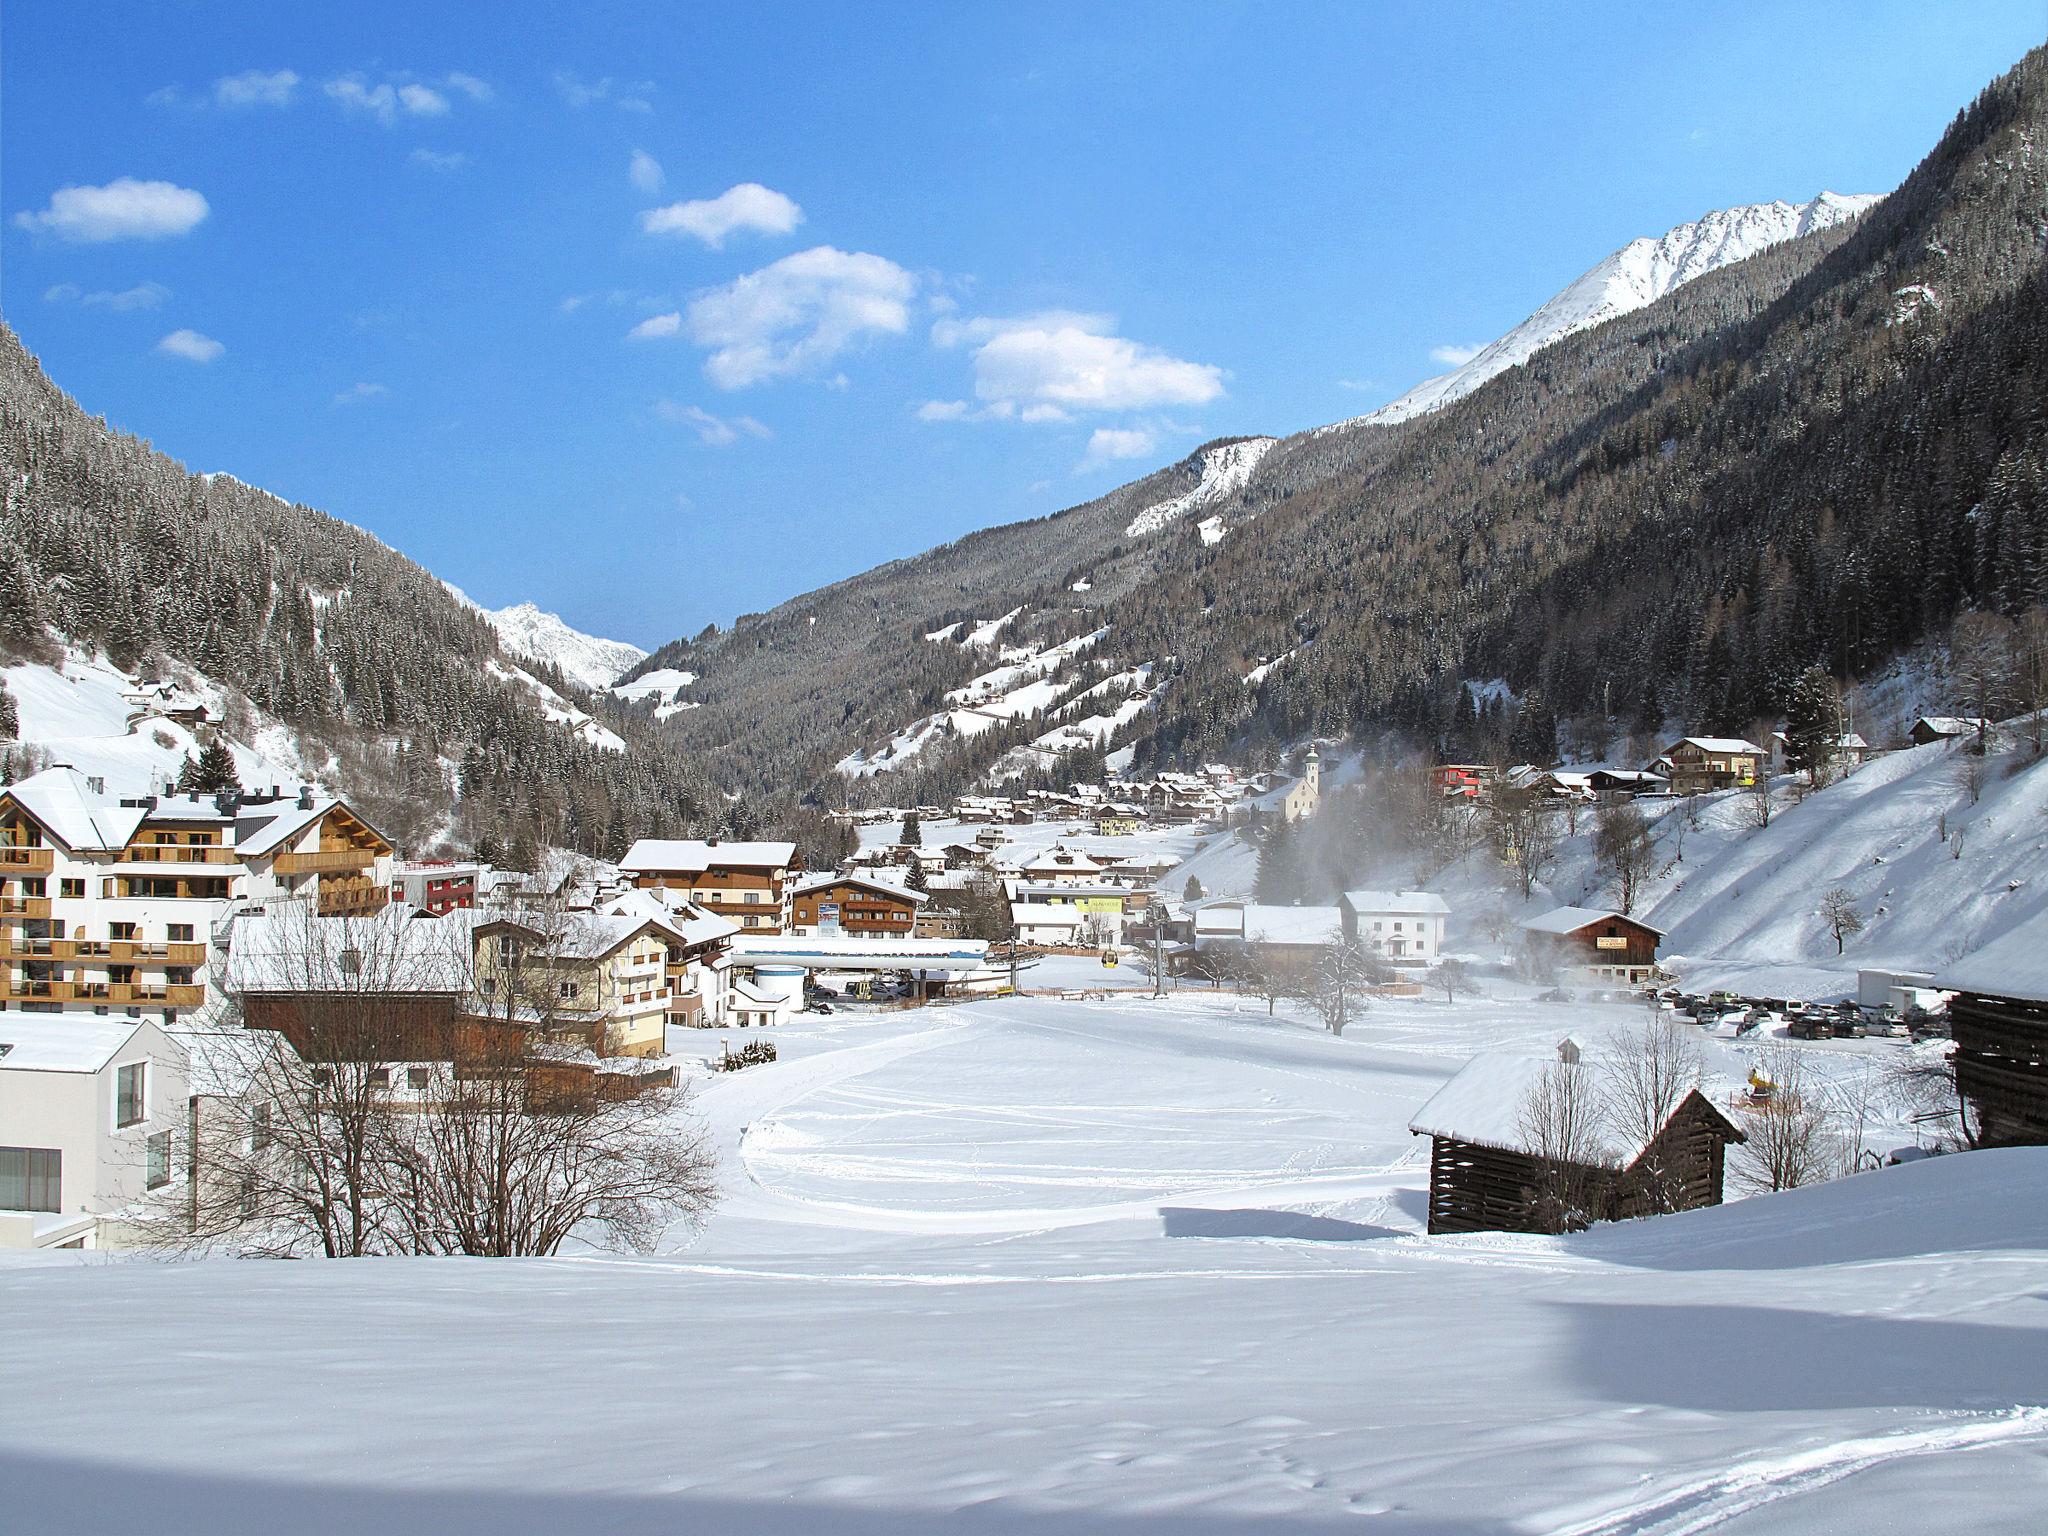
(298, 787, 315, 810)
(86, 775, 105, 796)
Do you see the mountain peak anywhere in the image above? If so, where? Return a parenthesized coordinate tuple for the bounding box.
(1343, 190, 1883, 430)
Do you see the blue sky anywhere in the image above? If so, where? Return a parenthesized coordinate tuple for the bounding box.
(6, 2, 2042, 648)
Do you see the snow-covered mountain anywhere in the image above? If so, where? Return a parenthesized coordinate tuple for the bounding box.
(443, 586, 647, 692)
(1343, 191, 1882, 429)
(1125, 437, 1276, 541)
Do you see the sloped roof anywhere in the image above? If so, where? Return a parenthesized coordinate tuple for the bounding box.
(0, 767, 147, 852)
(1409, 1053, 1743, 1166)
(619, 838, 796, 873)
(792, 872, 930, 905)
(1342, 890, 1450, 918)
(1520, 906, 1665, 940)
(1669, 737, 1765, 756)
(1939, 915, 2048, 1003)
(0, 1016, 161, 1074)
(223, 905, 475, 993)
(594, 888, 740, 946)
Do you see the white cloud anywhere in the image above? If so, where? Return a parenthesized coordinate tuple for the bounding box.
(325, 74, 460, 125)
(157, 328, 224, 363)
(552, 72, 653, 113)
(654, 400, 771, 446)
(934, 311, 1223, 416)
(410, 148, 470, 172)
(214, 69, 299, 108)
(44, 280, 170, 311)
(686, 246, 915, 389)
(1429, 342, 1485, 366)
(14, 178, 209, 243)
(629, 149, 665, 194)
(1080, 426, 1157, 470)
(627, 312, 683, 340)
(331, 382, 388, 406)
(444, 72, 493, 102)
(1336, 377, 1383, 392)
(642, 183, 802, 248)
(917, 399, 972, 422)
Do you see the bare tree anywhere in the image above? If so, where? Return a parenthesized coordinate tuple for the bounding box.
(1819, 886, 1865, 954)
(1517, 1058, 1607, 1233)
(1745, 770, 1774, 830)
(1605, 1019, 1703, 1213)
(1488, 786, 1562, 901)
(1593, 800, 1662, 915)
(1434, 957, 1473, 1003)
(1305, 931, 1384, 1036)
(1949, 610, 2017, 755)
(2013, 606, 2048, 759)
(1733, 1048, 1835, 1194)
(1888, 1042, 1980, 1152)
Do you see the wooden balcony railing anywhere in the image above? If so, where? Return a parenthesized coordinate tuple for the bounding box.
(0, 977, 204, 1007)
(0, 847, 55, 874)
(0, 938, 206, 965)
(0, 898, 53, 919)
(274, 849, 377, 875)
(118, 844, 240, 866)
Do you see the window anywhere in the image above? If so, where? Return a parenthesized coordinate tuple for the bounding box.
(480, 977, 496, 996)
(0, 1148, 61, 1212)
(116, 1062, 147, 1127)
(407, 1067, 430, 1091)
(60, 878, 84, 899)
(559, 979, 581, 1001)
(110, 922, 138, 942)
(21, 877, 46, 896)
(744, 890, 762, 904)
(496, 935, 517, 962)
(250, 1102, 273, 1153)
(367, 1068, 391, 1090)
(146, 1131, 171, 1190)
(168, 923, 194, 942)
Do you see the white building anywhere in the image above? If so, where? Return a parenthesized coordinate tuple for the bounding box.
(1340, 890, 1450, 964)
(0, 1015, 188, 1250)
(1280, 746, 1322, 823)
(2, 767, 395, 1028)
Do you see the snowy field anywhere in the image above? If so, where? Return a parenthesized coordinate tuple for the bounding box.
(8, 990, 2045, 1534)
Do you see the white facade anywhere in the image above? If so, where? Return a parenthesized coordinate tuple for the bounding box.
(0, 1016, 188, 1250)
(1341, 890, 1450, 964)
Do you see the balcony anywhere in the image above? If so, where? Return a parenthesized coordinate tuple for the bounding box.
(274, 849, 376, 875)
(0, 977, 205, 1008)
(0, 937, 206, 966)
(0, 898, 52, 920)
(0, 847, 55, 874)
(316, 877, 393, 917)
(117, 844, 240, 866)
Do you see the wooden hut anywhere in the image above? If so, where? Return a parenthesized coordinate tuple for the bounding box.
(1409, 1046, 1747, 1235)
(1942, 924, 2048, 1146)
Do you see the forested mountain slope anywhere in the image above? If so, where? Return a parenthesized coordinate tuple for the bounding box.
(0, 326, 719, 861)
(631, 45, 2047, 805)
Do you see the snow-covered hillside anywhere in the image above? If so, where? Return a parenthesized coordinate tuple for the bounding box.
(1123, 436, 1276, 539)
(1340, 191, 1881, 429)
(444, 585, 646, 692)
(7, 994, 2043, 1534)
(3, 648, 316, 795)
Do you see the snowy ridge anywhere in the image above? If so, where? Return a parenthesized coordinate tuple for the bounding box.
(1334, 192, 1881, 431)
(1124, 437, 1276, 539)
(442, 583, 647, 692)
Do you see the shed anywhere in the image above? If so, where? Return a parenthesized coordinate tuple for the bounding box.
(1408, 1049, 1746, 1235)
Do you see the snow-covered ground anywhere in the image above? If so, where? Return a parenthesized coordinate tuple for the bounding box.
(5, 990, 2042, 1534)
(1124, 437, 1276, 540)
(444, 584, 647, 692)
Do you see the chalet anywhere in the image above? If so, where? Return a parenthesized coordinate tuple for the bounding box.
(1408, 1043, 1746, 1234)
(1941, 921, 2048, 1147)
(1016, 845, 1107, 885)
(1519, 907, 1662, 985)
(790, 873, 928, 938)
(592, 889, 736, 1030)
(471, 911, 677, 1058)
(1908, 716, 1992, 747)
(1660, 737, 1765, 795)
(1587, 768, 1668, 798)
(1768, 731, 1870, 773)
(1006, 879, 1131, 945)
(1192, 901, 1342, 979)
(1340, 890, 1449, 964)
(0, 1015, 190, 1250)
(619, 838, 799, 934)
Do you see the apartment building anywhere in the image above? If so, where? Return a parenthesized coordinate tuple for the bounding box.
(618, 838, 799, 934)
(471, 911, 678, 1058)
(0, 766, 394, 1025)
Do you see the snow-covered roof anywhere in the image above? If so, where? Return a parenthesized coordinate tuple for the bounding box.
(476, 911, 669, 963)
(0, 1016, 164, 1074)
(1939, 917, 2048, 1003)
(0, 766, 148, 852)
(618, 839, 797, 874)
(792, 872, 930, 905)
(1342, 890, 1450, 918)
(1018, 846, 1106, 874)
(1011, 902, 1084, 929)
(223, 906, 476, 994)
(1408, 1052, 1742, 1166)
(1912, 717, 1989, 736)
(233, 800, 337, 858)
(1195, 903, 1341, 946)
(594, 888, 740, 946)
(1669, 737, 1765, 756)
(1520, 906, 1664, 940)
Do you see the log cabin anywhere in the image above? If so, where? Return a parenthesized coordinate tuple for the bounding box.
(1519, 907, 1662, 985)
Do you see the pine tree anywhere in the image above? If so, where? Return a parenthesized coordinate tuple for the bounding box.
(1783, 667, 1846, 786)
(188, 738, 241, 794)
(899, 810, 923, 847)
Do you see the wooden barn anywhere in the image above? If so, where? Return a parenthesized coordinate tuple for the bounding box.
(1942, 924, 2048, 1146)
(1408, 1046, 1747, 1235)
(1519, 907, 1663, 984)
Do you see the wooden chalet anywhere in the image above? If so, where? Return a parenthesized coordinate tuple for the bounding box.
(1520, 906, 1662, 984)
(1409, 1046, 1746, 1235)
(789, 873, 928, 937)
(1660, 737, 1765, 795)
(1942, 924, 2048, 1146)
